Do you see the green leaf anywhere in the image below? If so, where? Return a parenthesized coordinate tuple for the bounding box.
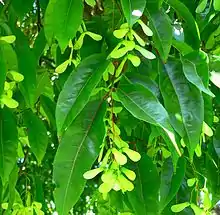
(127, 154, 160, 215)
(144, 10, 172, 62)
(53, 100, 106, 215)
(167, 0, 200, 49)
(85, 0, 96, 7)
(190, 204, 205, 215)
(116, 77, 181, 156)
(0, 45, 7, 97)
(55, 60, 70, 74)
(210, 71, 220, 88)
(0, 108, 18, 185)
(56, 54, 108, 135)
(11, 0, 35, 17)
(12, 28, 37, 108)
(172, 40, 193, 56)
(120, 0, 146, 26)
(0, 35, 16, 44)
(137, 19, 153, 36)
(159, 158, 186, 211)
(196, 0, 208, 13)
(127, 54, 141, 67)
(181, 51, 214, 97)
(23, 110, 48, 164)
(44, 0, 83, 51)
(164, 58, 204, 160)
(7, 71, 24, 82)
(1, 96, 18, 109)
(187, 178, 196, 187)
(135, 45, 156, 59)
(113, 29, 129, 39)
(85, 32, 102, 41)
(214, 0, 220, 11)
(171, 202, 190, 212)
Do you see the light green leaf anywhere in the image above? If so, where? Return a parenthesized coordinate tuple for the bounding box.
(113, 28, 129, 39)
(171, 202, 190, 212)
(196, 0, 208, 13)
(56, 54, 108, 135)
(55, 60, 70, 74)
(135, 45, 156, 59)
(110, 47, 129, 59)
(53, 101, 106, 215)
(120, 0, 146, 26)
(86, 32, 102, 41)
(132, 30, 145, 46)
(187, 178, 196, 187)
(127, 54, 141, 67)
(210, 71, 220, 88)
(7, 71, 24, 82)
(44, 0, 83, 51)
(23, 110, 48, 164)
(73, 33, 86, 50)
(214, 0, 220, 11)
(0, 108, 18, 185)
(203, 122, 213, 137)
(190, 204, 206, 215)
(1, 96, 18, 109)
(137, 19, 153, 36)
(0, 35, 16, 44)
(85, 0, 96, 7)
(83, 168, 103, 180)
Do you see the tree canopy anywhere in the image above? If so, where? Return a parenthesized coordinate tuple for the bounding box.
(0, 0, 220, 214)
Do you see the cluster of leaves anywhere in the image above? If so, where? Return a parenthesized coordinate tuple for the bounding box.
(0, 0, 220, 214)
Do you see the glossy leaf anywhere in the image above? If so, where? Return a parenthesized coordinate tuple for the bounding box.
(23, 110, 49, 164)
(117, 77, 181, 156)
(164, 58, 204, 160)
(56, 54, 108, 135)
(44, 0, 83, 51)
(167, 0, 200, 49)
(120, 0, 146, 26)
(144, 9, 172, 62)
(0, 108, 18, 185)
(181, 51, 214, 97)
(53, 101, 106, 215)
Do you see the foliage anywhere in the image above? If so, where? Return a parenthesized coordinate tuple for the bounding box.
(0, 0, 220, 214)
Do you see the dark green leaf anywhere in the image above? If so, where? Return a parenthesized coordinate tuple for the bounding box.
(56, 54, 108, 135)
(159, 158, 186, 212)
(53, 100, 106, 215)
(181, 51, 214, 97)
(163, 58, 204, 160)
(127, 154, 160, 215)
(0, 108, 18, 185)
(117, 77, 181, 156)
(167, 0, 200, 49)
(145, 10, 172, 62)
(0, 44, 7, 97)
(23, 110, 48, 164)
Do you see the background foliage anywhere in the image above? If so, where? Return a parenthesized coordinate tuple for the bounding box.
(0, 0, 220, 214)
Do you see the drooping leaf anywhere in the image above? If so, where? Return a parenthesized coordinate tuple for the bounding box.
(159, 158, 186, 212)
(127, 154, 160, 215)
(117, 77, 181, 157)
(0, 44, 7, 97)
(167, 0, 200, 49)
(163, 58, 204, 160)
(56, 54, 108, 135)
(44, 0, 83, 51)
(120, 0, 146, 26)
(181, 51, 214, 97)
(144, 9, 172, 62)
(0, 108, 18, 185)
(23, 110, 49, 164)
(12, 28, 37, 108)
(53, 100, 106, 215)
